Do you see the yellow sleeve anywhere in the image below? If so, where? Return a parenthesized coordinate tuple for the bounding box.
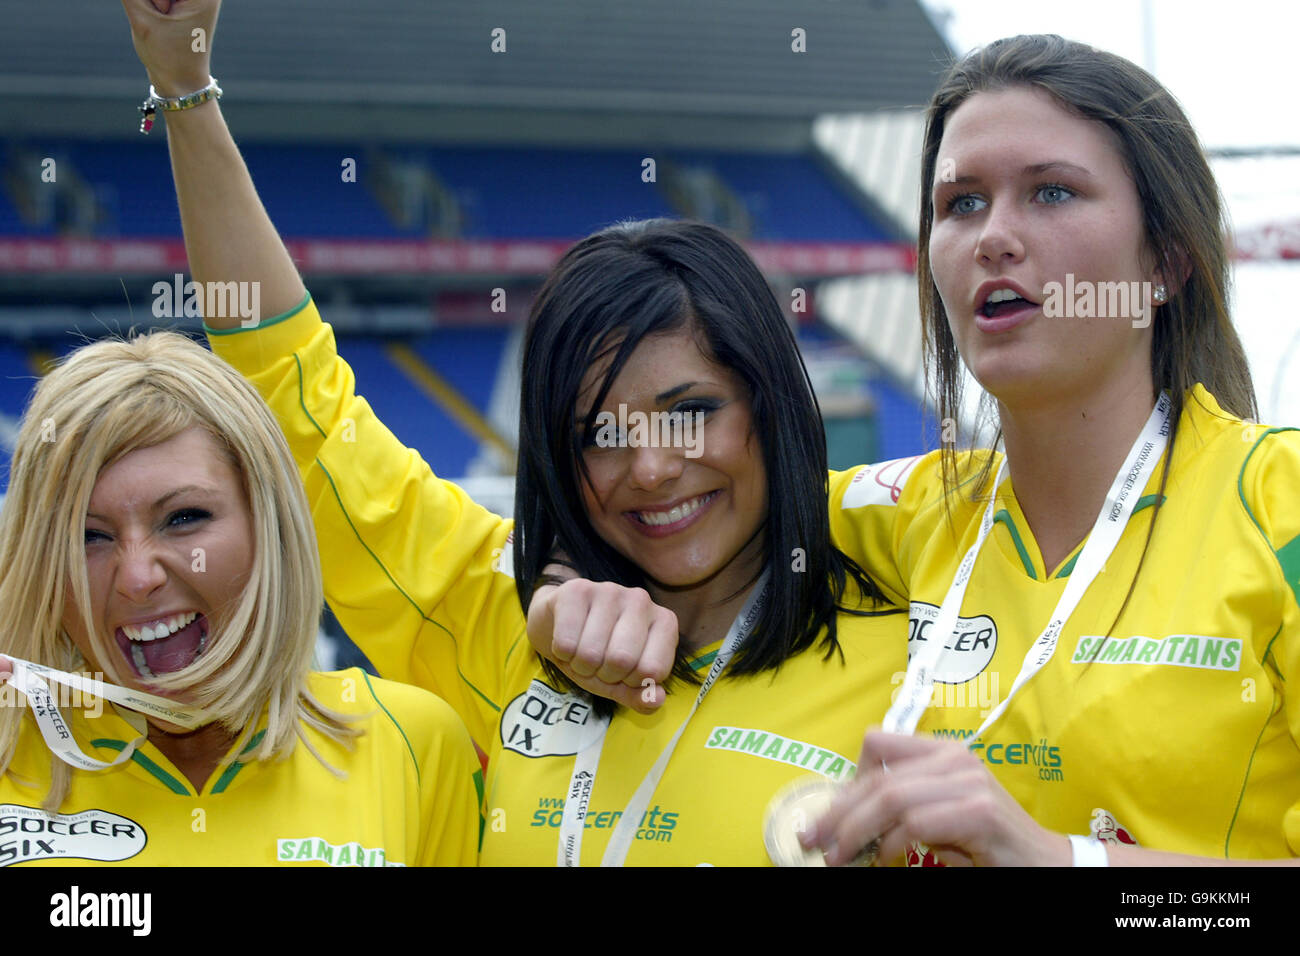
(1239, 426, 1300, 851)
(828, 453, 938, 606)
(207, 295, 524, 747)
(412, 695, 484, 868)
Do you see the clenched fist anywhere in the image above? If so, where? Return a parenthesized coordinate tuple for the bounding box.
(527, 579, 679, 713)
(120, 0, 221, 96)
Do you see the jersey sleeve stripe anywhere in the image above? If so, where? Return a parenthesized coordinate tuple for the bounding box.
(1236, 427, 1300, 608)
(360, 671, 421, 787)
(1222, 640, 1283, 858)
(313, 455, 501, 717)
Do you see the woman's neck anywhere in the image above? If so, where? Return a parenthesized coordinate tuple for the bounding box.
(998, 370, 1159, 572)
(146, 720, 239, 793)
(648, 537, 766, 653)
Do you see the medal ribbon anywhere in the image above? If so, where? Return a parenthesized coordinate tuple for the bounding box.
(882, 392, 1172, 742)
(556, 569, 770, 867)
(1, 655, 209, 770)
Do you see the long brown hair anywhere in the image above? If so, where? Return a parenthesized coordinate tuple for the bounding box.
(918, 34, 1256, 501)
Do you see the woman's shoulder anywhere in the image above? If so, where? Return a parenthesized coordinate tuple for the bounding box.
(831, 447, 1000, 523)
(1179, 385, 1300, 501)
(304, 670, 481, 796)
(310, 667, 463, 721)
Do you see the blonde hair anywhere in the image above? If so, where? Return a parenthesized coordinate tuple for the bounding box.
(0, 331, 357, 809)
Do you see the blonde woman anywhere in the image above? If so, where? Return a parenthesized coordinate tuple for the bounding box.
(0, 332, 480, 866)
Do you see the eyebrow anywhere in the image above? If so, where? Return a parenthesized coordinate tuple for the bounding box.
(87, 485, 216, 520)
(934, 161, 1094, 190)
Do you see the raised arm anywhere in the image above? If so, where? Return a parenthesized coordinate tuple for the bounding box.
(120, 0, 305, 324)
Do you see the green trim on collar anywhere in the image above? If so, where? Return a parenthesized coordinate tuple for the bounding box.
(687, 649, 718, 673)
(993, 509, 1036, 580)
(210, 729, 268, 795)
(1054, 494, 1166, 579)
(91, 738, 190, 795)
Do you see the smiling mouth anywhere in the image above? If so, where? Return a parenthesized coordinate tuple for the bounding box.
(630, 492, 718, 526)
(624, 490, 721, 537)
(115, 612, 210, 679)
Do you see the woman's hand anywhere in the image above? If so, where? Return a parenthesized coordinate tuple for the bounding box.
(527, 579, 678, 714)
(121, 0, 221, 96)
(802, 731, 1071, 867)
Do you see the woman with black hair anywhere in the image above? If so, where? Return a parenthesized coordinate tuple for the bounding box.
(123, 0, 908, 865)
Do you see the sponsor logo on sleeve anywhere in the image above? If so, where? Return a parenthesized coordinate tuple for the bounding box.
(0, 805, 146, 866)
(908, 601, 998, 683)
(841, 456, 921, 509)
(500, 680, 605, 758)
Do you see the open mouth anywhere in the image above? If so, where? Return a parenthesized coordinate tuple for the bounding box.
(115, 611, 209, 680)
(980, 288, 1037, 319)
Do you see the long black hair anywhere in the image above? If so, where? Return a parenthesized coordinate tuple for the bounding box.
(513, 219, 889, 710)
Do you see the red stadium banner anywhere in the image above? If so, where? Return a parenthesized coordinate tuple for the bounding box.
(1232, 220, 1300, 261)
(0, 237, 918, 278)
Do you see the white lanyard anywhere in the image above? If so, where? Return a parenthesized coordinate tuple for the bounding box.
(557, 570, 770, 867)
(2, 655, 209, 771)
(883, 392, 1172, 743)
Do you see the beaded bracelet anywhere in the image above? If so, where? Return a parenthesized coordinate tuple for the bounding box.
(138, 76, 222, 134)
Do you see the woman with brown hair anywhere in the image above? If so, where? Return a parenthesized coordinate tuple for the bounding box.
(802, 33, 1300, 866)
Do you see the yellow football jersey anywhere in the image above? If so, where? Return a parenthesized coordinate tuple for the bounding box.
(0, 669, 481, 866)
(830, 387, 1300, 859)
(209, 296, 909, 865)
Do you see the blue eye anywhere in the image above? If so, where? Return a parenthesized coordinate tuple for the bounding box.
(945, 194, 986, 216)
(84, 528, 109, 545)
(1036, 184, 1074, 204)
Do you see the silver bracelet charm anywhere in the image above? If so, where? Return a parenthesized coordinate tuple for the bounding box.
(139, 76, 222, 134)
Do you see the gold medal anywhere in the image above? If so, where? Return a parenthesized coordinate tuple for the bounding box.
(763, 776, 879, 867)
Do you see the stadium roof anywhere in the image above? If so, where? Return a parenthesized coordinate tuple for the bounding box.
(0, 0, 952, 148)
